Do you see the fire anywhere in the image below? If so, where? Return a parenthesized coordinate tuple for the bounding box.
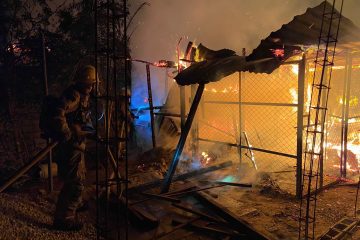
(270, 48, 285, 58)
(305, 84, 311, 113)
(201, 152, 211, 165)
(289, 88, 298, 112)
(337, 96, 359, 107)
(291, 64, 299, 75)
(194, 47, 205, 62)
(309, 65, 360, 72)
(153, 60, 176, 68)
(329, 139, 360, 173)
(204, 86, 238, 94)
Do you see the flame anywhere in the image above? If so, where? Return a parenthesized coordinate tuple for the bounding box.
(305, 84, 311, 113)
(289, 88, 298, 112)
(291, 64, 299, 75)
(200, 151, 212, 166)
(337, 96, 359, 107)
(270, 48, 285, 58)
(194, 47, 205, 62)
(204, 86, 238, 94)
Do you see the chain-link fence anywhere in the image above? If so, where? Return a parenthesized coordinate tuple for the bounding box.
(324, 54, 360, 179)
(192, 63, 302, 193)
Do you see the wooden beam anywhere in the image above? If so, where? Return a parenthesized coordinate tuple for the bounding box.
(195, 191, 271, 240)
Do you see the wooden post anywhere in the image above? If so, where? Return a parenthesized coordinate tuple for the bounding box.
(146, 64, 156, 148)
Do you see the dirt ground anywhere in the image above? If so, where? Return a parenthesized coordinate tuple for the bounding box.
(1, 151, 360, 239)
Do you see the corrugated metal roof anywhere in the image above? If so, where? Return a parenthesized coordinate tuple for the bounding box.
(246, 1, 360, 73)
(175, 1, 360, 85)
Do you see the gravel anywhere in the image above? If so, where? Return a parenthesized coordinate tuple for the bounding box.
(0, 192, 97, 240)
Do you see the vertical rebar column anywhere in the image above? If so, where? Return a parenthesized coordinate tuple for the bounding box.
(123, 0, 129, 238)
(41, 32, 53, 193)
(94, 0, 99, 238)
(104, 0, 110, 237)
(319, 65, 329, 189)
(111, 0, 120, 238)
(146, 64, 156, 148)
(296, 55, 305, 198)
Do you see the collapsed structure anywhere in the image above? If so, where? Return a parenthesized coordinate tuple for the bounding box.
(159, 1, 360, 197)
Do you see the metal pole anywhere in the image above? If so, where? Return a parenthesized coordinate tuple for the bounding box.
(0, 142, 58, 193)
(340, 60, 347, 178)
(180, 87, 186, 129)
(297, 54, 305, 198)
(191, 84, 198, 158)
(164, 68, 168, 105)
(146, 64, 156, 148)
(42, 32, 53, 193)
(239, 48, 246, 165)
(238, 72, 242, 165)
(343, 51, 353, 178)
(161, 84, 205, 193)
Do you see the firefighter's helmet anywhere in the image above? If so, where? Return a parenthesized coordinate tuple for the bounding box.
(75, 65, 97, 85)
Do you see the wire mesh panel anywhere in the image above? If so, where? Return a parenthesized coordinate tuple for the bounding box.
(241, 65, 299, 172)
(197, 64, 300, 177)
(321, 54, 360, 179)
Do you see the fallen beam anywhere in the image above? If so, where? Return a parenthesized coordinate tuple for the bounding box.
(172, 202, 224, 223)
(0, 141, 58, 193)
(156, 217, 200, 239)
(304, 179, 342, 198)
(195, 191, 271, 240)
(128, 160, 233, 194)
(213, 181, 252, 188)
(166, 184, 226, 197)
(161, 84, 205, 193)
(141, 192, 181, 203)
(172, 218, 243, 238)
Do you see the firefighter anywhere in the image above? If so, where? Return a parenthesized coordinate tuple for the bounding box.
(52, 65, 97, 231)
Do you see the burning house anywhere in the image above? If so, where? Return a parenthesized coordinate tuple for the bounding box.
(156, 1, 360, 196)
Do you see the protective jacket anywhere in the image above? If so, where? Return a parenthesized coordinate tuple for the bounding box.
(54, 85, 91, 142)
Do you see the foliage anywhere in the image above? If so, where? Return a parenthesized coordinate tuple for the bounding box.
(1, 0, 131, 102)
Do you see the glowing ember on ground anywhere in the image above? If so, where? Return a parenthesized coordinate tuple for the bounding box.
(200, 151, 212, 166)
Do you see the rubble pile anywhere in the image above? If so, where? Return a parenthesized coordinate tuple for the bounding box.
(256, 173, 292, 198)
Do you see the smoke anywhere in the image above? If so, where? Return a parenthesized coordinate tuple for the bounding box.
(128, 0, 360, 151)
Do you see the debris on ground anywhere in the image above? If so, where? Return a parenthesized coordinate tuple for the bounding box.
(256, 173, 292, 198)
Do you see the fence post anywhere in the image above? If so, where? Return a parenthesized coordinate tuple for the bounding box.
(42, 31, 53, 193)
(342, 51, 353, 178)
(296, 54, 305, 199)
